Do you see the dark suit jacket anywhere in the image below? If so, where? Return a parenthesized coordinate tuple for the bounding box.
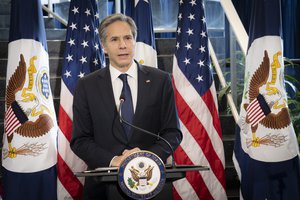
(70, 62, 182, 199)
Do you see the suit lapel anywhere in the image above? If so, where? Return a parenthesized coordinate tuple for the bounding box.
(97, 63, 152, 143)
(97, 67, 128, 144)
(132, 63, 152, 128)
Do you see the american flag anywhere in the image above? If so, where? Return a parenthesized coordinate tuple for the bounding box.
(57, 0, 105, 199)
(172, 0, 227, 199)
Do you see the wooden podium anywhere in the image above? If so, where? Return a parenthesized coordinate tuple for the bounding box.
(75, 164, 209, 199)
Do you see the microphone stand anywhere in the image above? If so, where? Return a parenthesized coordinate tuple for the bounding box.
(75, 98, 209, 186)
(75, 99, 209, 184)
(119, 98, 177, 168)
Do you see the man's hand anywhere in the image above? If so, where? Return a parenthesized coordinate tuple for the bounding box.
(110, 147, 141, 167)
(122, 147, 140, 156)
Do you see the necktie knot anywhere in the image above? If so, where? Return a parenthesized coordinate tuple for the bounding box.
(119, 74, 128, 83)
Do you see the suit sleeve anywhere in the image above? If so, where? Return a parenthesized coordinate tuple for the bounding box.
(148, 73, 182, 162)
(70, 78, 115, 169)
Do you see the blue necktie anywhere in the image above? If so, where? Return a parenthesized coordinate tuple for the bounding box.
(119, 74, 134, 138)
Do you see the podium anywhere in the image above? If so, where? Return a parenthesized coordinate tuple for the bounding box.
(75, 151, 209, 199)
(75, 164, 209, 182)
(75, 164, 209, 199)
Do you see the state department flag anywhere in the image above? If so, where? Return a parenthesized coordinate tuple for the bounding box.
(57, 0, 105, 199)
(172, 0, 226, 199)
(126, 0, 157, 68)
(2, 0, 58, 199)
(233, 0, 300, 199)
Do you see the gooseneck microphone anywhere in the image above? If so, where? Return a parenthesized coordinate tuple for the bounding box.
(119, 95, 177, 168)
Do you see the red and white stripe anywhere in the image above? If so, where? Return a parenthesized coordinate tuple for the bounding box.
(4, 106, 21, 137)
(57, 81, 87, 200)
(247, 98, 265, 126)
(172, 56, 227, 200)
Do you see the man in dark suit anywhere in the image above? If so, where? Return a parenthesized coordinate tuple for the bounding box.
(70, 13, 182, 199)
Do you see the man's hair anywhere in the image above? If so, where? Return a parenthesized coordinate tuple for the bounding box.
(99, 13, 137, 44)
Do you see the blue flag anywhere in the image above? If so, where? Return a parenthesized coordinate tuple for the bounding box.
(2, 0, 58, 199)
(233, 0, 300, 199)
(57, 0, 106, 199)
(126, 0, 157, 67)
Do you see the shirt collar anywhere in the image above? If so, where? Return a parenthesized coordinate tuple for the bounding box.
(109, 61, 138, 81)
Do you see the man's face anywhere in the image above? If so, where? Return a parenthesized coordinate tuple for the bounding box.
(102, 21, 136, 72)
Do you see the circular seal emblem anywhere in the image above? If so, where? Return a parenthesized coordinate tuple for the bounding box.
(118, 151, 166, 199)
(37, 68, 50, 101)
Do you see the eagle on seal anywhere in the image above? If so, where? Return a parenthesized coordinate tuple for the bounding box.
(243, 50, 291, 147)
(5, 54, 53, 158)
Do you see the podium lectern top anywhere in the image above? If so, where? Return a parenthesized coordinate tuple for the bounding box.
(75, 164, 209, 182)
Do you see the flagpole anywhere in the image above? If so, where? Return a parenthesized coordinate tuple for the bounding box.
(208, 40, 239, 122)
(115, 0, 121, 13)
(220, 0, 248, 55)
(42, 5, 67, 26)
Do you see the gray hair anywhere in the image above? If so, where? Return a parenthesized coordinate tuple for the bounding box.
(99, 13, 137, 44)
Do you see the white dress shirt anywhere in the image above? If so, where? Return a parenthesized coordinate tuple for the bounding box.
(109, 62, 138, 113)
(109, 62, 138, 166)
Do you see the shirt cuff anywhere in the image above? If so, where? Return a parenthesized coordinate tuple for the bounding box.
(109, 156, 117, 167)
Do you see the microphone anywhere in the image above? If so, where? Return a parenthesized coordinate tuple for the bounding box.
(118, 95, 177, 168)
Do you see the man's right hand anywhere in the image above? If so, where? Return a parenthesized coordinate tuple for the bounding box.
(110, 147, 141, 167)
